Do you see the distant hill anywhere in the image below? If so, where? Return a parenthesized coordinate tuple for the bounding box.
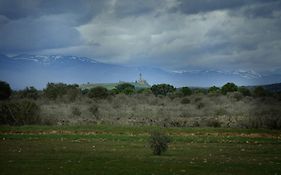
(247, 83, 281, 93)
(1, 53, 281, 89)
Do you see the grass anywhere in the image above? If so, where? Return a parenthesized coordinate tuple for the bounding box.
(0, 125, 281, 175)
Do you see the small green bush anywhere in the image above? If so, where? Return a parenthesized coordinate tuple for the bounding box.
(151, 84, 176, 96)
(180, 87, 192, 96)
(115, 83, 135, 94)
(149, 131, 171, 155)
(88, 86, 109, 99)
(208, 86, 220, 93)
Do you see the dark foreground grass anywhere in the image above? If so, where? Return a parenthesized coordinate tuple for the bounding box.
(0, 125, 281, 175)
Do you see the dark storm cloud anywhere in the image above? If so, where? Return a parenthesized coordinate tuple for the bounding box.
(0, 0, 281, 73)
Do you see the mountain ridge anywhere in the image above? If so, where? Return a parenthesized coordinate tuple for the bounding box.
(0, 53, 281, 89)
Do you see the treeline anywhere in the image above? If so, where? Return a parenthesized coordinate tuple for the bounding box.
(1, 81, 280, 101)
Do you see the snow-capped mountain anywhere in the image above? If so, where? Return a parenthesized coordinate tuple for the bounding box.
(0, 53, 280, 89)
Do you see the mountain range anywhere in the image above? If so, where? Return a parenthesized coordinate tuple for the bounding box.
(0, 53, 281, 90)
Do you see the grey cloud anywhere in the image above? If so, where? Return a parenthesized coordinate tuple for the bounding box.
(0, 16, 82, 53)
(173, 0, 279, 15)
(0, 0, 108, 25)
(0, 0, 280, 74)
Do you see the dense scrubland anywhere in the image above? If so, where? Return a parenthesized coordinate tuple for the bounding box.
(1, 80, 281, 129)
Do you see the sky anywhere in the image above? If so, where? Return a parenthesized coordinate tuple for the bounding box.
(0, 0, 281, 74)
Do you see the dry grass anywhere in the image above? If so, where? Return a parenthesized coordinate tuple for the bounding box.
(30, 92, 281, 129)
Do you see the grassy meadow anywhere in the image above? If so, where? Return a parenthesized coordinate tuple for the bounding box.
(1, 125, 281, 175)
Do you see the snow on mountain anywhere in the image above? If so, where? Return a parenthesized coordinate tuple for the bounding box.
(0, 53, 280, 89)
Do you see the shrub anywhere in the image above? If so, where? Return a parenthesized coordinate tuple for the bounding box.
(192, 88, 207, 94)
(44, 83, 79, 100)
(228, 92, 243, 101)
(148, 131, 170, 155)
(72, 107, 81, 116)
(151, 84, 176, 96)
(180, 87, 192, 96)
(115, 83, 135, 94)
(221, 82, 238, 95)
(206, 118, 221, 128)
(0, 81, 12, 100)
(254, 86, 267, 97)
(197, 102, 205, 109)
(20, 86, 39, 100)
(0, 100, 40, 125)
(88, 104, 99, 118)
(238, 86, 251, 96)
(208, 86, 220, 94)
(88, 86, 109, 99)
(66, 88, 80, 102)
(194, 97, 202, 102)
(137, 88, 152, 95)
(181, 98, 191, 104)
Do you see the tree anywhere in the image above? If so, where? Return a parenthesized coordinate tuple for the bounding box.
(180, 87, 192, 96)
(151, 84, 176, 96)
(44, 83, 66, 100)
(88, 86, 109, 99)
(0, 81, 12, 100)
(238, 86, 251, 96)
(208, 86, 220, 93)
(43, 83, 79, 100)
(221, 82, 238, 95)
(148, 131, 170, 155)
(115, 83, 135, 95)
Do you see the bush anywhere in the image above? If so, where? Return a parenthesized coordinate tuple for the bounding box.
(180, 87, 192, 96)
(88, 104, 99, 118)
(181, 98, 191, 104)
(44, 83, 79, 100)
(238, 86, 251, 96)
(115, 83, 135, 94)
(19, 86, 39, 100)
(197, 102, 205, 109)
(0, 100, 40, 125)
(254, 86, 267, 97)
(206, 118, 221, 128)
(88, 86, 109, 99)
(151, 84, 176, 96)
(72, 107, 81, 116)
(148, 131, 170, 155)
(208, 86, 220, 94)
(0, 81, 12, 100)
(192, 88, 207, 94)
(228, 92, 243, 101)
(221, 82, 238, 95)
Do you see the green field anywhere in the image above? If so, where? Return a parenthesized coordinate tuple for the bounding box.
(0, 125, 281, 175)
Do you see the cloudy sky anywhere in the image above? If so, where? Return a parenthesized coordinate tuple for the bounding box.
(0, 0, 281, 73)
